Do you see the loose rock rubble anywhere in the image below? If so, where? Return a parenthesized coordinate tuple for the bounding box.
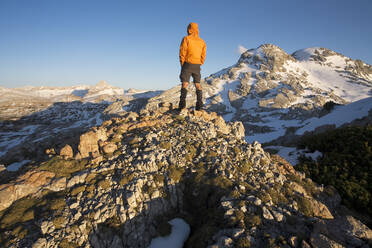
(0, 107, 371, 248)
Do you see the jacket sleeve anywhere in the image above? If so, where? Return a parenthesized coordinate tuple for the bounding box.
(179, 37, 187, 66)
(201, 40, 206, 65)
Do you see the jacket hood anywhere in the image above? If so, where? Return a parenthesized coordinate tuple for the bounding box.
(187, 22, 199, 36)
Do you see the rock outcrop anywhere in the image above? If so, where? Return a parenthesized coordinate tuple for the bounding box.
(0, 107, 371, 248)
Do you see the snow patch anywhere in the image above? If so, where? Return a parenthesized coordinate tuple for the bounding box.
(297, 97, 372, 135)
(238, 45, 248, 54)
(148, 218, 190, 248)
(266, 146, 322, 166)
(292, 47, 320, 61)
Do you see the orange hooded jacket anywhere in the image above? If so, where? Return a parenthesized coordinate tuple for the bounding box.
(179, 23, 206, 66)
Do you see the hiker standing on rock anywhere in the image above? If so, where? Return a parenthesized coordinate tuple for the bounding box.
(178, 22, 206, 111)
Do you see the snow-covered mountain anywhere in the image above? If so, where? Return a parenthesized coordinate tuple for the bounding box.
(147, 44, 372, 144)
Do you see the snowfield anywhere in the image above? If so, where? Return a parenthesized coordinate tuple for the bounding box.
(297, 97, 372, 135)
(148, 218, 190, 248)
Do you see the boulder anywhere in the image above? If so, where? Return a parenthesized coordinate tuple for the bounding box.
(310, 233, 344, 248)
(311, 199, 334, 219)
(214, 116, 230, 134)
(77, 131, 100, 158)
(60, 144, 73, 159)
(102, 143, 118, 154)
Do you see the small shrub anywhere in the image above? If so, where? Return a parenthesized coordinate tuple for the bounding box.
(39, 157, 88, 177)
(236, 237, 251, 247)
(85, 184, 96, 198)
(97, 179, 111, 190)
(153, 174, 165, 185)
(232, 210, 245, 227)
(159, 141, 171, 150)
(195, 164, 206, 183)
(239, 182, 255, 192)
(295, 196, 313, 217)
(245, 214, 261, 227)
(258, 192, 271, 203)
(233, 147, 241, 156)
(59, 239, 78, 248)
(53, 216, 66, 229)
(49, 198, 66, 211)
(119, 173, 135, 186)
(11, 225, 28, 239)
(168, 166, 185, 182)
(237, 160, 252, 174)
(230, 190, 240, 199)
(268, 188, 280, 205)
(70, 185, 86, 196)
(206, 151, 218, 160)
(174, 115, 185, 122)
(208, 176, 233, 190)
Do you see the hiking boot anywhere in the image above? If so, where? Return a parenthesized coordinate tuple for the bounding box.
(196, 89, 203, 110)
(178, 88, 187, 110)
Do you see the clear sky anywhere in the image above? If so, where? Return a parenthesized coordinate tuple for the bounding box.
(0, 0, 371, 90)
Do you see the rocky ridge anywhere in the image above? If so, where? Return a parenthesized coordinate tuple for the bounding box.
(0, 106, 371, 248)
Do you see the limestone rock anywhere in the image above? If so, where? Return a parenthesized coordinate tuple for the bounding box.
(102, 143, 117, 154)
(311, 199, 334, 219)
(60, 144, 73, 158)
(78, 131, 99, 158)
(310, 233, 345, 248)
(0, 170, 55, 211)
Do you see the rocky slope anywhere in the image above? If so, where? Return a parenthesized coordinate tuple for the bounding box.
(0, 106, 371, 248)
(0, 81, 162, 167)
(146, 44, 372, 144)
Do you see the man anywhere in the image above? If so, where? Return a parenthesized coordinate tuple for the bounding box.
(178, 22, 206, 111)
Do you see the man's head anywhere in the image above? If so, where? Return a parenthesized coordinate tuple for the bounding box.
(187, 22, 199, 36)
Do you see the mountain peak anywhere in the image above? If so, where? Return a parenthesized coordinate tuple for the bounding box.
(238, 44, 294, 73)
(95, 80, 110, 88)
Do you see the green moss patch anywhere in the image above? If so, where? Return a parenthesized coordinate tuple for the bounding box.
(97, 179, 111, 190)
(0, 197, 39, 229)
(119, 173, 135, 186)
(39, 157, 89, 177)
(70, 185, 86, 196)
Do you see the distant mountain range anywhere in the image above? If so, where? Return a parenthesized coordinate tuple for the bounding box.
(0, 80, 162, 165)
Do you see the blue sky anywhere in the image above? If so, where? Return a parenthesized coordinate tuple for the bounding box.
(0, 0, 371, 90)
